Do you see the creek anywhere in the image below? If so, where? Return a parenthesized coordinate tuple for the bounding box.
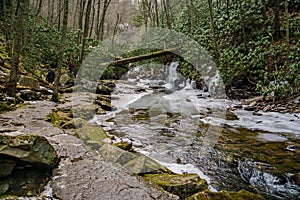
(92, 63, 300, 200)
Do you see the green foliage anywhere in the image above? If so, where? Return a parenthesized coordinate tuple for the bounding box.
(162, 0, 300, 100)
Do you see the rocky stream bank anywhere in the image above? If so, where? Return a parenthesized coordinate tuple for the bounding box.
(0, 87, 266, 200)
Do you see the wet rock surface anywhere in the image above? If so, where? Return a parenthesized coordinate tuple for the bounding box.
(0, 134, 59, 168)
(0, 95, 179, 199)
(143, 173, 208, 199)
(186, 189, 264, 200)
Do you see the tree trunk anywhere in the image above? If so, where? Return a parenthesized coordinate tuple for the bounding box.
(47, 0, 52, 25)
(274, 0, 281, 41)
(72, 0, 80, 29)
(80, 0, 93, 63)
(285, 0, 290, 64)
(77, 0, 86, 45)
(113, 13, 121, 36)
(51, 0, 69, 102)
(89, 0, 96, 38)
(95, 0, 101, 39)
(239, 1, 248, 53)
(6, 0, 26, 97)
(162, 0, 172, 29)
(98, 0, 111, 41)
(285, 0, 289, 45)
(101, 48, 178, 67)
(35, 0, 43, 17)
(50, 0, 55, 24)
(208, 0, 219, 58)
(262, 0, 267, 20)
(188, 0, 194, 36)
(6, 0, 16, 56)
(58, 0, 62, 31)
(22, 0, 30, 55)
(153, 0, 159, 26)
(141, 0, 149, 28)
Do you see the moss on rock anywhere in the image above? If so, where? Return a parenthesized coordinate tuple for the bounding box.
(186, 189, 265, 200)
(143, 173, 208, 199)
(113, 141, 133, 151)
(0, 102, 15, 114)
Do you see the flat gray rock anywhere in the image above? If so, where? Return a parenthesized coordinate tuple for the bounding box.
(0, 97, 179, 199)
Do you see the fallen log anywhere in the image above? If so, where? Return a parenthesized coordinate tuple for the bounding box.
(101, 48, 179, 67)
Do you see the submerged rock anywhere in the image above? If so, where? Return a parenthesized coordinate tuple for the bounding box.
(186, 189, 265, 200)
(143, 173, 208, 199)
(292, 172, 300, 186)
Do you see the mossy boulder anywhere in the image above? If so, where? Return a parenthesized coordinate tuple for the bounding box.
(72, 105, 96, 120)
(113, 141, 133, 151)
(143, 173, 208, 199)
(186, 189, 265, 200)
(59, 74, 71, 86)
(98, 144, 171, 174)
(76, 124, 110, 146)
(18, 75, 40, 90)
(0, 134, 59, 168)
(96, 81, 115, 95)
(46, 110, 71, 128)
(19, 90, 42, 101)
(46, 109, 83, 129)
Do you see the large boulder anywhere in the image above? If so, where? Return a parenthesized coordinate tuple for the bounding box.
(0, 134, 59, 196)
(18, 75, 40, 90)
(19, 90, 42, 101)
(74, 124, 171, 174)
(59, 73, 71, 86)
(143, 174, 208, 199)
(0, 134, 59, 168)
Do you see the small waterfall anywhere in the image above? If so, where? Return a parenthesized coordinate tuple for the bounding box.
(165, 62, 179, 92)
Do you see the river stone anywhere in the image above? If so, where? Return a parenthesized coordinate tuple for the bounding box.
(186, 189, 265, 200)
(59, 74, 71, 86)
(95, 99, 112, 111)
(0, 159, 16, 178)
(96, 83, 113, 95)
(76, 124, 110, 145)
(292, 172, 300, 186)
(113, 141, 133, 151)
(0, 182, 9, 196)
(99, 143, 171, 174)
(19, 90, 42, 101)
(18, 75, 40, 90)
(0, 134, 59, 168)
(143, 173, 208, 199)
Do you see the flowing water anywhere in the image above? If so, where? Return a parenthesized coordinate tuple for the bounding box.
(93, 63, 300, 200)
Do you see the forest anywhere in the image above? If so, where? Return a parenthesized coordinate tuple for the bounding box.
(0, 0, 299, 101)
(0, 0, 300, 199)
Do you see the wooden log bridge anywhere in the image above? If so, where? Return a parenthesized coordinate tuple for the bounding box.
(101, 48, 179, 67)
